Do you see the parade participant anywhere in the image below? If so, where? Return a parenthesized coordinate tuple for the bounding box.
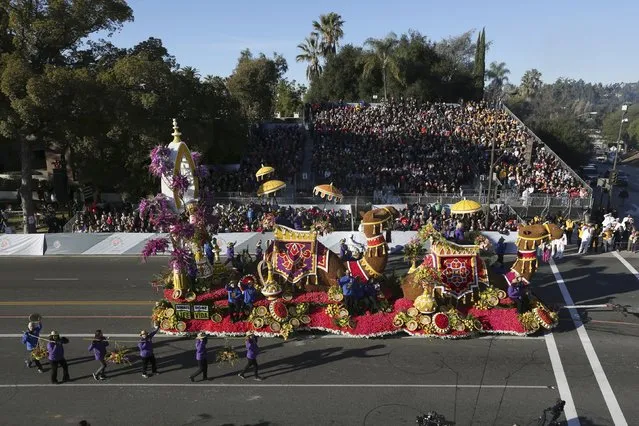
(507, 278, 528, 314)
(203, 240, 214, 264)
(224, 241, 237, 265)
(601, 227, 615, 253)
(189, 332, 209, 382)
(349, 234, 365, 260)
(238, 331, 263, 381)
(454, 222, 465, 242)
(242, 280, 258, 318)
(138, 325, 160, 378)
(255, 240, 263, 262)
(47, 331, 70, 384)
(225, 281, 243, 322)
(564, 218, 574, 244)
(554, 231, 567, 259)
(22, 320, 44, 373)
(212, 237, 221, 263)
(339, 270, 356, 315)
(542, 241, 552, 263)
(362, 279, 380, 314)
(577, 225, 591, 255)
(88, 330, 109, 381)
(495, 237, 506, 266)
(339, 239, 351, 261)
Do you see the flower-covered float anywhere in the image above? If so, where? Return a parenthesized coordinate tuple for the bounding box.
(144, 121, 559, 340)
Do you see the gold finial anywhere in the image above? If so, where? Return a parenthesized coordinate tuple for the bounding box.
(171, 118, 182, 142)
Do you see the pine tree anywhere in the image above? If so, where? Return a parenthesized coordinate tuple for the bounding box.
(473, 28, 486, 99)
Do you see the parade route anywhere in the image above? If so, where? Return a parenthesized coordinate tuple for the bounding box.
(1, 253, 639, 425)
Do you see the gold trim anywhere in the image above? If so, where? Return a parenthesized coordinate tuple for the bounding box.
(273, 225, 317, 243)
(359, 257, 381, 278)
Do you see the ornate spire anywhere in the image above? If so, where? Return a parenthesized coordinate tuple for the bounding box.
(171, 118, 182, 143)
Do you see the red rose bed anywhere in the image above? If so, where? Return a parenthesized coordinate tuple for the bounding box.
(157, 289, 548, 339)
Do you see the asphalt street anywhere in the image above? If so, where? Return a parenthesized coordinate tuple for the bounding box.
(0, 251, 638, 426)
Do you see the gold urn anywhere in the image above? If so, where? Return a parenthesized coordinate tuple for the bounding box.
(414, 289, 437, 314)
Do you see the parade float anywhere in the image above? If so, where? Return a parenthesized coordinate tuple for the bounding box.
(144, 121, 560, 340)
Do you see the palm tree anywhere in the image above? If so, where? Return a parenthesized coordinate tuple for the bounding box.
(312, 12, 345, 56)
(519, 68, 543, 98)
(296, 33, 323, 82)
(486, 61, 510, 89)
(362, 32, 401, 101)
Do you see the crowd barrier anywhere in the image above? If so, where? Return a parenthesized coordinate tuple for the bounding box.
(0, 234, 45, 256)
(0, 230, 521, 256)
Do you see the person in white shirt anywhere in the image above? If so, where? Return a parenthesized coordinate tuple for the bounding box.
(554, 232, 567, 259)
(578, 226, 592, 254)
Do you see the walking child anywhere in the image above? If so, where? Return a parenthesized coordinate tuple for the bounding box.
(22, 321, 44, 373)
(238, 331, 263, 381)
(47, 331, 70, 384)
(189, 332, 208, 382)
(138, 325, 160, 378)
(88, 330, 109, 381)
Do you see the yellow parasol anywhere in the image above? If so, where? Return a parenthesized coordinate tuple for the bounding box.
(255, 164, 275, 181)
(313, 182, 343, 202)
(257, 180, 286, 197)
(450, 199, 482, 215)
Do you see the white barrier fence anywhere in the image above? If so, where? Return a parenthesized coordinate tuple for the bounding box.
(0, 231, 519, 256)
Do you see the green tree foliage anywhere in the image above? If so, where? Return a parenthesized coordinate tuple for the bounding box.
(275, 79, 305, 117)
(0, 0, 133, 232)
(296, 33, 323, 82)
(601, 104, 639, 149)
(306, 30, 479, 103)
(311, 12, 345, 57)
(519, 69, 543, 99)
(226, 49, 288, 122)
(473, 28, 486, 99)
(529, 118, 593, 168)
(362, 32, 402, 101)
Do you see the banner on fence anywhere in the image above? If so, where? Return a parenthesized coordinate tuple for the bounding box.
(0, 234, 45, 256)
(83, 233, 157, 255)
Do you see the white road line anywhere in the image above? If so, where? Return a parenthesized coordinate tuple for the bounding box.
(549, 258, 628, 426)
(33, 278, 79, 281)
(0, 383, 553, 389)
(612, 251, 639, 280)
(561, 304, 610, 309)
(544, 332, 580, 425)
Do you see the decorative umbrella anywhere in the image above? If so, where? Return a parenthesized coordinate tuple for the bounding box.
(450, 199, 482, 215)
(257, 180, 286, 206)
(255, 164, 275, 181)
(313, 183, 343, 203)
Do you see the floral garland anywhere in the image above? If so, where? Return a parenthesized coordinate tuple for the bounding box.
(403, 237, 424, 262)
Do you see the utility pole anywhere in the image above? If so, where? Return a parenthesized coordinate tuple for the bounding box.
(485, 136, 496, 229)
(609, 104, 629, 208)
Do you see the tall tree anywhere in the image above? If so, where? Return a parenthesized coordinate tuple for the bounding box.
(312, 12, 345, 56)
(473, 28, 486, 99)
(0, 0, 133, 233)
(519, 68, 543, 99)
(362, 32, 401, 101)
(296, 33, 323, 82)
(226, 49, 288, 122)
(275, 79, 305, 117)
(486, 61, 510, 89)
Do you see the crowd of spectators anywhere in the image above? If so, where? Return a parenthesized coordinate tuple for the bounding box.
(391, 203, 519, 234)
(207, 202, 352, 234)
(72, 204, 158, 233)
(209, 124, 305, 193)
(311, 99, 587, 197)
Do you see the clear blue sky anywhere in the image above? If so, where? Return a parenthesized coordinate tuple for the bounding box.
(99, 0, 637, 86)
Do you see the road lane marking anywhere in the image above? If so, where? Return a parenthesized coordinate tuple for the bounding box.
(612, 251, 639, 281)
(589, 320, 639, 327)
(0, 315, 149, 319)
(544, 332, 580, 425)
(0, 383, 554, 389)
(34, 278, 79, 281)
(550, 258, 628, 426)
(561, 304, 610, 309)
(0, 301, 155, 306)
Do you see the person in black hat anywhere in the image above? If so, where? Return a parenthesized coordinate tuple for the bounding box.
(189, 332, 209, 382)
